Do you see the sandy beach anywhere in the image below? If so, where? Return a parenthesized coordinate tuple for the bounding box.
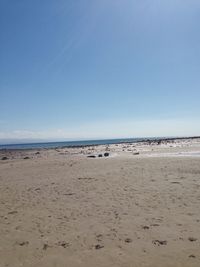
(1, 137, 200, 267)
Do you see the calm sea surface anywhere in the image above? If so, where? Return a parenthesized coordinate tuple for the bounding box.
(0, 138, 158, 150)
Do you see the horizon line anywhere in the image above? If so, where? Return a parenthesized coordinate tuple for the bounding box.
(1, 135, 200, 147)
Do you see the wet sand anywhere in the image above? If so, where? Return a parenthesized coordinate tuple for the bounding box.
(1, 138, 200, 267)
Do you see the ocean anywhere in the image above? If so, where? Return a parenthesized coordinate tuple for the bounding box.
(0, 138, 156, 150)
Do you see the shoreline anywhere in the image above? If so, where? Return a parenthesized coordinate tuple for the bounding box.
(0, 135, 200, 152)
(1, 136, 200, 161)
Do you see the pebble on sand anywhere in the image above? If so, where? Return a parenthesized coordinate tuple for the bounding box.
(1, 157, 8, 160)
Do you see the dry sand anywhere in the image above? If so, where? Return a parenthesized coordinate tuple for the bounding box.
(1, 138, 200, 267)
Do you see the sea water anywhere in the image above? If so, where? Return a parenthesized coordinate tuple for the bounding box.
(0, 138, 156, 150)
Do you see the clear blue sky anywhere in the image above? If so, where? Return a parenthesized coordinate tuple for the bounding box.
(1, 0, 200, 143)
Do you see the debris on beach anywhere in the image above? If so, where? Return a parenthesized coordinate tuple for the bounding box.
(87, 152, 110, 158)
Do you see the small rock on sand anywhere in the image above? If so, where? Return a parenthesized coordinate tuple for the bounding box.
(153, 240, 167, 246)
(57, 241, 69, 248)
(43, 243, 49, 250)
(188, 237, 197, 242)
(142, 226, 150, 230)
(189, 254, 196, 258)
(8, 210, 18, 215)
(125, 238, 132, 243)
(1, 157, 8, 160)
(17, 241, 29, 246)
(95, 244, 104, 249)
